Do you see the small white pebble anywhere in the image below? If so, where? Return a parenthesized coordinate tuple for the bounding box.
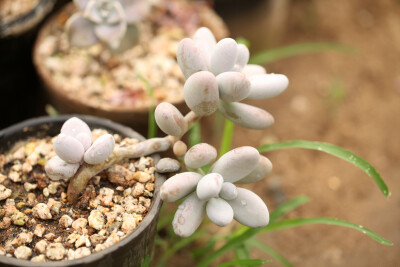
(31, 254, 46, 262)
(59, 215, 73, 228)
(46, 243, 65, 260)
(88, 210, 105, 231)
(0, 185, 12, 201)
(24, 182, 37, 192)
(72, 218, 88, 231)
(96, 187, 114, 206)
(34, 224, 46, 237)
(121, 213, 137, 234)
(8, 171, 21, 183)
(43, 188, 50, 197)
(48, 182, 60, 194)
(35, 240, 48, 254)
(74, 247, 91, 259)
(14, 246, 32, 260)
(32, 203, 52, 220)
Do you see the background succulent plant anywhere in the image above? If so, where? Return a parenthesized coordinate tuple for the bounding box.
(45, 117, 115, 180)
(160, 144, 272, 237)
(66, 0, 150, 50)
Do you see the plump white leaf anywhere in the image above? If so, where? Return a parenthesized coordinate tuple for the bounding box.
(66, 13, 98, 47)
(45, 156, 80, 181)
(218, 101, 274, 130)
(210, 38, 238, 75)
(177, 38, 208, 78)
(173, 194, 206, 237)
(228, 188, 269, 227)
(94, 22, 127, 49)
(234, 44, 250, 71)
(236, 155, 272, 184)
(160, 172, 202, 202)
(193, 27, 217, 68)
(155, 102, 187, 137)
(61, 117, 92, 150)
(206, 198, 233, 226)
(155, 158, 181, 173)
(196, 173, 224, 201)
(216, 72, 250, 102)
(84, 134, 115, 165)
(120, 0, 150, 23)
(184, 71, 219, 116)
(73, 0, 90, 11)
(184, 143, 217, 169)
(219, 182, 238, 200)
(247, 73, 289, 100)
(211, 146, 259, 183)
(241, 64, 266, 77)
(54, 134, 84, 164)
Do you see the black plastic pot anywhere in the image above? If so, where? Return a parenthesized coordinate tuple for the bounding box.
(0, 115, 165, 267)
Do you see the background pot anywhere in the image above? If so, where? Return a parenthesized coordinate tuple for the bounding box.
(0, 114, 165, 267)
(33, 1, 228, 131)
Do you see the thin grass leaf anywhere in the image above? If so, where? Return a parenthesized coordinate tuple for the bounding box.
(236, 37, 251, 48)
(196, 216, 392, 267)
(196, 196, 310, 267)
(189, 121, 202, 147)
(249, 42, 357, 65)
(158, 229, 207, 267)
(269, 195, 310, 223)
(219, 119, 235, 157)
(192, 238, 217, 259)
(141, 255, 151, 267)
(262, 217, 393, 245)
(45, 104, 59, 117)
(138, 74, 156, 139)
(157, 209, 175, 232)
(234, 243, 250, 260)
(258, 140, 389, 197)
(217, 259, 270, 267)
(248, 239, 292, 267)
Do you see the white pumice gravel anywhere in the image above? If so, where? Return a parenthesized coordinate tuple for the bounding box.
(0, 131, 155, 262)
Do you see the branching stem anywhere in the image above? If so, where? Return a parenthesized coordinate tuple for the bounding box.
(67, 111, 200, 203)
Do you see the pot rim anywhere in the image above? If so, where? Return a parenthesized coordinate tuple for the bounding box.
(0, 0, 56, 38)
(33, 1, 228, 115)
(0, 114, 164, 266)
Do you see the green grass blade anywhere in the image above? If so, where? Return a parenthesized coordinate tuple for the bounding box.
(158, 229, 206, 267)
(258, 140, 389, 197)
(197, 216, 392, 267)
(269, 195, 310, 223)
(234, 243, 250, 261)
(219, 119, 235, 156)
(192, 238, 217, 259)
(262, 217, 393, 245)
(189, 121, 202, 147)
(137, 74, 156, 139)
(248, 239, 292, 267)
(249, 42, 357, 65)
(217, 259, 270, 267)
(141, 255, 151, 267)
(45, 104, 60, 117)
(197, 196, 309, 267)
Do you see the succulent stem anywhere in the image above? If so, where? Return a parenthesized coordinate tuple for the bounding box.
(67, 111, 200, 203)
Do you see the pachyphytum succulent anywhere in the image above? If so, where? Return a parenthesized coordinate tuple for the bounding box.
(45, 117, 115, 180)
(154, 26, 289, 133)
(66, 0, 150, 49)
(160, 143, 272, 237)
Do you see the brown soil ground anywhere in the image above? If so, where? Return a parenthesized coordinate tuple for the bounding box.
(164, 0, 400, 266)
(199, 0, 400, 266)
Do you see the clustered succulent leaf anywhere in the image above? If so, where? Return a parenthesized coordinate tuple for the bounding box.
(45, 117, 115, 180)
(159, 26, 287, 131)
(160, 144, 273, 237)
(66, 0, 150, 49)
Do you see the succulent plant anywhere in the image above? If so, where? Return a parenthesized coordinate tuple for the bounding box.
(155, 27, 289, 132)
(160, 144, 272, 237)
(45, 117, 115, 180)
(66, 0, 150, 50)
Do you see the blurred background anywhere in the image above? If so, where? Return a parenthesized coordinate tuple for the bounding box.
(1, 0, 399, 266)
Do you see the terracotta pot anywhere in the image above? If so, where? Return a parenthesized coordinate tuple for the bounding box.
(33, 1, 228, 129)
(0, 115, 165, 267)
